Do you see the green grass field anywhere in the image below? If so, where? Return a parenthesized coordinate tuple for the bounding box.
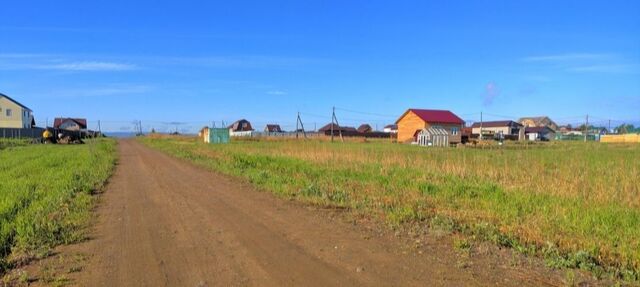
(0, 139, 116, 273)
(141, 136, 640, 281)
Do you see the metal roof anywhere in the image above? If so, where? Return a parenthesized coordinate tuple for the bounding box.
(396, 109, 464, 125)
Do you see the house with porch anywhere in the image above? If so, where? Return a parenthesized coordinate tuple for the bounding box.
(395, 109, 464, 144)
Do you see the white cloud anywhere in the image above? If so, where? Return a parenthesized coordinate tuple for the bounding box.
(0, 53, 138, 71)
(267, 90, 287, 95)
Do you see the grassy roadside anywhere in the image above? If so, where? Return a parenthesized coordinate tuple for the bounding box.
(140, 136, 640, 282)
(0, 139, 117, 275)
(0, 139, 29, 150)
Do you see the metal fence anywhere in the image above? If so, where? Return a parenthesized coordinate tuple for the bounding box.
(0, 127, 46, 139)
(0, 127, 100, 141)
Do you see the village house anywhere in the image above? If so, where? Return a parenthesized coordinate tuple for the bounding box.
(228, 119, 254, 137)
(471, 120, 523, 140)
(0, 93, 35, 128)
(318, 123, 358, 136)
(518, 116, 558, 131)
(54, 118, 87, 131)
(357, 124, 373, 133)
(383, 124, 398, 133)
(395, 109, 464, 143)
(264, 124, 283, 133)
(558, 125, 583, 135)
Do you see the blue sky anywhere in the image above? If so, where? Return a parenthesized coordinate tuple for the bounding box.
(1, 1, 639, 132)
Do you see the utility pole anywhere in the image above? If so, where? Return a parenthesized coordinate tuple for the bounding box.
(296, 112, 307, 139)
(98, 120, 101, 135)
(584, 114, 589, 142)
(296, 112, 300, 139)
(331, 107, 335, 142)
(479, 111, 483, 141)
(608, 119, 611, 134)
(331, 106, 344, 142)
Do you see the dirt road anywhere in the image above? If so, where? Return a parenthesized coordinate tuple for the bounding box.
(72, 140, 565, 286)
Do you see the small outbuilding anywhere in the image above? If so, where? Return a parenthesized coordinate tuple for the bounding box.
(525, 126, 555, 141)
(204, 127, 230, 143)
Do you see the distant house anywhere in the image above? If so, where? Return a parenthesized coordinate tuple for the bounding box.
(228, 119, 254, 137)
(518, 116, 558, 131)
(318, 123, 357, 135)
(264, 124, 283, 133)
(357, 124, 372, 133)
(471, 120, 523, 139)
(54, 118, 87, 131)
(558, 125, 583, 136)
(525, 126, 555, 141)
(383, 124, 398, 133)
(395, 109, 464, 144)
(0, 92, 35, 128)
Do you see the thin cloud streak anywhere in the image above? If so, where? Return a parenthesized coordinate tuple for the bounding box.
(0, 54, 138, 71)
(36, 61, 137, 71)
(522, 53, 612, 62)
(566, 64, 637, 73)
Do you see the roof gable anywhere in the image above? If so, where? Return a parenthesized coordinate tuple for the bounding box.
(265, 124, 282, 132)
(0, 93, 32, 111)
(357, 124, 372, 133)
(396, 109, 464, 125)
(228, 119, 253, 131)
(53, 118, 87, 129)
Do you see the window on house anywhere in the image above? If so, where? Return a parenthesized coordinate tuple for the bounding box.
(6, 109, 12, 117)
(451, 127, 459, 135)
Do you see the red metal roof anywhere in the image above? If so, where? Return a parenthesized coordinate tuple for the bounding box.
(396, 109, 464, 125)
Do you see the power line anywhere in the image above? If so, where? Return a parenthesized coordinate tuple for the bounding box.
(333, 107, 398, 118)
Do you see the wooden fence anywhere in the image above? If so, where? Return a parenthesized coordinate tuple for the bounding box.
(600, 134, 640, 143)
